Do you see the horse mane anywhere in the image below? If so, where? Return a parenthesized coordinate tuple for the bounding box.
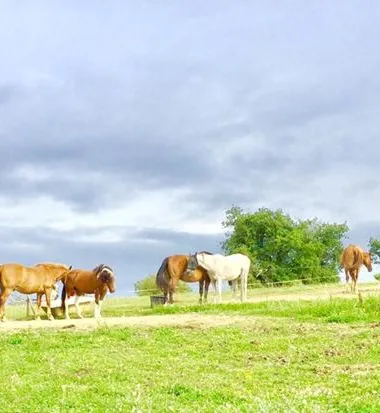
(35, 262, 71, 270)
(197, 251, 213, 255)
(92, 264, 114, 276)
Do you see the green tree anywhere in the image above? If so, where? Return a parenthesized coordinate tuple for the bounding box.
(134, 273, 192, 296)
(221, 206, 348, 285)
(368, 237, 380, 264)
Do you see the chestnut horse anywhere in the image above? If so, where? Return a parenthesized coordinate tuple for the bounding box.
(0, 262, 72, 321)
(340, 244, 373, 292)
(155, 252, 212, 304)
(61, 264, 116, 319)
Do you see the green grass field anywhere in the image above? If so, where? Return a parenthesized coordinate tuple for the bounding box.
(1, 284, 380, 412)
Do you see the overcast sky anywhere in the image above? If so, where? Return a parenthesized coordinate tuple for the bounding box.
(1, 1, 379, 294)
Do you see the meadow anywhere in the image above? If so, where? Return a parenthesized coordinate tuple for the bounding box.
(1, 283, 380, 412)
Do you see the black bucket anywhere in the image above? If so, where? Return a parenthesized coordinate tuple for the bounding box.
(150, 295, 166, 308)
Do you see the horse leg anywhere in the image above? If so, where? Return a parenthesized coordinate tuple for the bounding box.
(35, 293, 42, 320)
(353, 269, 359, 293)
(344, 269, 350, 292)
(75, 295, 84, 318)
(45, 287, 55, 320)
(231, 279, 238, 302)
(241, 271, 247, 302)
(97, 291, 107, 318)
(0, 288, 12, 321)
(212, 280, 218, 304)
(217, 279, 223, 304)
(94, 291, 101, 318)
(163, 290, 169, 306)
(199, 280, 204, 304)
(168, 277, 177, 305)
(65, 291, 71, 320)
(204, 277, 210, 304)
(349, 269, 356, 293)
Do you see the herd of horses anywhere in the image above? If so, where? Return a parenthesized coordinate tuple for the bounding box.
(0, 262, 115, 321)
(156, 251, 251, 304)
(0, 243, 373, 321)
(156, 244, 374, 305)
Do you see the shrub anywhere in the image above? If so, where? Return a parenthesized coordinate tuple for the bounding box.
(134, 273, 192, 296)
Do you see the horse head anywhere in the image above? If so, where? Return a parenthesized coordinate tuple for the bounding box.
(186, 253, 199, 273)
(363, 252, 373, 272)
(94, 264, 116, 293)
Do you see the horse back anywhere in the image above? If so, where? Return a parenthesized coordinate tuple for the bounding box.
(341, 244, 364, 269)
(167, 255, 190, 277)
(65, 269, 99, 293)
(0, 263, 55, 292)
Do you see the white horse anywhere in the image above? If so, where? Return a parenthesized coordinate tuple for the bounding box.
(186, 252, 251, 303)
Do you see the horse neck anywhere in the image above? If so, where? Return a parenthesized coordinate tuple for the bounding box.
(197, 253, 213, 271)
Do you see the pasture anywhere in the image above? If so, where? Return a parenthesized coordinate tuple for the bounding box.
(1, 283, 380, 412)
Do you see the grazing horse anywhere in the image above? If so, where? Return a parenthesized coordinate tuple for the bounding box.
(186, 252, 251, 303)
(340, 244, 373, 292)
(61, 264, 116, 319)
(0, 262, 72, 321)
(155, 252, 212, 305)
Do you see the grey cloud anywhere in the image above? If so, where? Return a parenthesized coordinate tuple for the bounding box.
(0, 2, 380, 291)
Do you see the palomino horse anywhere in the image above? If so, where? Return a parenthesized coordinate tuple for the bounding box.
(0, 262, 72, 321)
(155, 252, 212, 304)
(340, 244, 373, 292)
(186, 252, 251, 303)
(61, 264, 116, 319)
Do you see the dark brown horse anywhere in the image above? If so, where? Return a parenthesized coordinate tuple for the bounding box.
(340, 244, 373, 292)
(155, 252, 212, 304)
(61, 264, 116, 319)
(0, 262, 72, 321)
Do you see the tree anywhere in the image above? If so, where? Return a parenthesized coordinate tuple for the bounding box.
(368, 237, 380, 264)
(134, 273, 192, 296)
(221, 206, 349, 285)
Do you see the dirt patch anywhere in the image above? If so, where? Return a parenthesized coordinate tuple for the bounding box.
(0, 314, 261, 332)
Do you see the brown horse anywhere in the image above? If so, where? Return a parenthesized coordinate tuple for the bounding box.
(61, 264, 116, 319)
(340, 244, 373, 292)
(0, 262, 72, 321)
(155, 252, 211, 304)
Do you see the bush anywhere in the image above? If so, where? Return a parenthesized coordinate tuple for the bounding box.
(374, 273, 380, 281)
(134, 273, 192, 296)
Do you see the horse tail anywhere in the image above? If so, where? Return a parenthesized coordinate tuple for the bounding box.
(352, 248, 361, 268)
(61, 283, 66, 312)
(156, 257, 170, 292)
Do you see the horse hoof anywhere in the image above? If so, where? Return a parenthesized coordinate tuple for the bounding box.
(35, 316, 41, 321)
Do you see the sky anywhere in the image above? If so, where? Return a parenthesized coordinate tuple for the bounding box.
(1, 1, 380, 295)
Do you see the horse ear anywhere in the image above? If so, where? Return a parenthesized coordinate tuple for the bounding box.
(69, 265, 72, 270)
(94, 264, 103, 278)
